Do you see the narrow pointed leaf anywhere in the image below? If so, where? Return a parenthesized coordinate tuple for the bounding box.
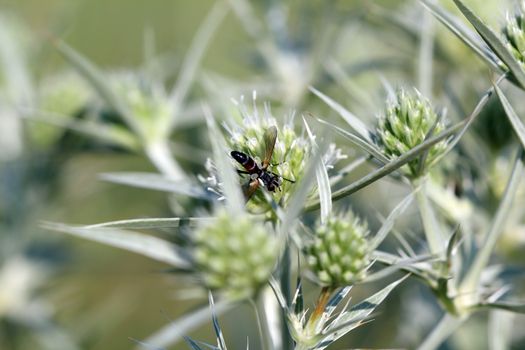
(304, 117, 332, 223)
(446, 225, 461, 264)
(54, 40, 140, 134)
(371, 191, 414, 250)
(479, 301, 525, 314)
(324, 286, 352, 321)
(204, 106, 245, 214)
(418, 0, 501, 71)
(131, 338, 166, 350)
(309, 86, 373, 143)
(452, 0, 525, 88)
(281, 143, 326, 233)
(268, 278, 287, 310)
(417, 314, 466, 350)
(183, 337, 204, 350)
(316, 118, 389, 163)
(143, 300, 234, 348)
(24, 112, 140, 151)
(169, 2, 228, 129)
(494, 84, 525, 149)
(44, 222, 191, 268)
(365, 255, 433, 283)
(99, 172, 215, 199)
(341, 275, 408, 325)
(86, 217, 211, 230)
(323, 276, 408, 343)
(292, 278, 304, 315)
(209, 293, 227, 350)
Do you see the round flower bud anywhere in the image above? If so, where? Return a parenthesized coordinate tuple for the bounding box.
(305, 211, 370, 287)
(376, 89, 447, 178)
(193, 210, 279, 300)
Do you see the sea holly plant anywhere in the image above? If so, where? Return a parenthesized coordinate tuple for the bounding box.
(306, 63, 525, 349)
(44, 97, 418, 350)
(29, 1, 525, 349)
(27, 2, 229, 186)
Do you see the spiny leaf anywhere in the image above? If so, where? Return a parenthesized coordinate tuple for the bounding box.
(479, 301, 525, 314)
(143, 300, 234, 349)
(309, 86, 373, 143)
(44, 222, 191, 268)
(281, 142, 327, 234)
(204, 106, 245, 214)
(494, 84, 525, 150)
(168, 2, 228, 130)
(209, 293, 228, 350)
(371, 191, 414, 250)
(86, 217, 212, 229)
(24, 111, 140, 151)
(99, 172, 215, 199)
(54, 40, 140, 134)
(304, 117, 332, 224)
(322, 276, 408, 344)
(316, 117, 389, 163)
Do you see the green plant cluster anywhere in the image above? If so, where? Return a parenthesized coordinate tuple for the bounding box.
(2, 1, 525, 350)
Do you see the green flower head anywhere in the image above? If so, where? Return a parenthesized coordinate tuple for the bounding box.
(223, 94, 345, 213)
(305, 211, 370, 287)
(376, 89, 448, 178)
(110, 72, 173, 142)
(503, 1, 525, 70)
(30, 71, 92, 146)
(193, 209, 279, 300)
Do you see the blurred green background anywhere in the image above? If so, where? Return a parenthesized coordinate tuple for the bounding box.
(0, 0, 524, 349)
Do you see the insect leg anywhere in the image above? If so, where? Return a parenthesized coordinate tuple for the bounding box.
(271, 172, 295, 183)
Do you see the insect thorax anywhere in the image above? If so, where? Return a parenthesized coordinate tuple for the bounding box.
(260, 172, 282, 192)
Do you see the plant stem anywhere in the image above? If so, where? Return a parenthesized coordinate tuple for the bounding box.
(307, 286, 335, 335)
(280, 245, 294, 350)
(417, 313, 466, 350)
(145, 140, 187, 180)
(414, 176, 445, 257)
(250, 298, 269, 350)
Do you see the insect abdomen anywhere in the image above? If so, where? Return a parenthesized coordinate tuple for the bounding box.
(231, 151, 258, 172)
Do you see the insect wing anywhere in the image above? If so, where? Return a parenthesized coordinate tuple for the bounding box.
(262, 126, 277, 169)
(243, 179, 260, 200)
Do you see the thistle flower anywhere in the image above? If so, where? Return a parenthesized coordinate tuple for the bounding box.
(376, 89, 448, 178)
(305, 211, 370, 287)
(503, 1, 525, 70)
(193, 209, 279, 300)
(221, 94, 345, 213)
(110, 72, 173, 142)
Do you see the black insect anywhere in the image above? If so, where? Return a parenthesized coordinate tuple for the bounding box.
(231, 126, 295, 200)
